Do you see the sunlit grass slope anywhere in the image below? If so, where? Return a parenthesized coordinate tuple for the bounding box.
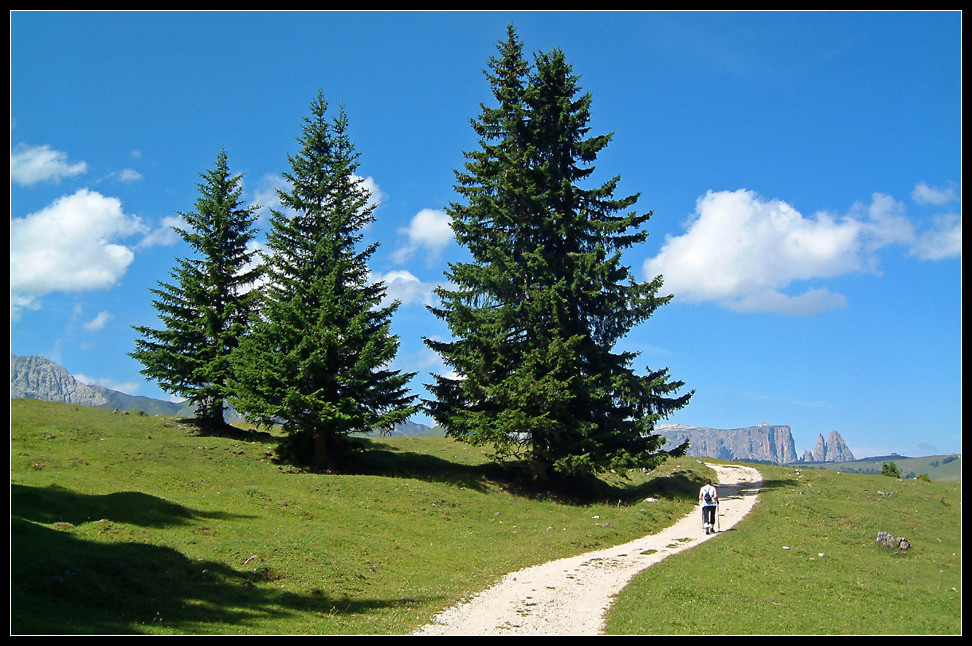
(605, 461, 961, 634)
(11, 399, 707, 635)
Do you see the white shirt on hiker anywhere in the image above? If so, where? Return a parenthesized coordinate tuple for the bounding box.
(699, 483, 718, 507)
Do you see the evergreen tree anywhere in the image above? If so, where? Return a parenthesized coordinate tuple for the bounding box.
(231, 91, 417, 471)
(426, 27, 693, 481)
(131, 149, 261, 428)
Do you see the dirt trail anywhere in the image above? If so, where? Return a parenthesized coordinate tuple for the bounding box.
(414, 463, 763, 635)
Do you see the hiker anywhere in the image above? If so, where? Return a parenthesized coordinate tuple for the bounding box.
(699, 478, 718, 534)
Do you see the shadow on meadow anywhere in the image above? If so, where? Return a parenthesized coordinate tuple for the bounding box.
(345, 440, 723, 506)
(11, 484, 430, 635)
(11, 483, 252, 528)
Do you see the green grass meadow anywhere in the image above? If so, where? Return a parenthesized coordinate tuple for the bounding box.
(10, 399, 700, 635)
(605, 463, 961, 634)
(10, 399, 961, 634)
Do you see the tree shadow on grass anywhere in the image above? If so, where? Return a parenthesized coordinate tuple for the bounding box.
(10, 517, 432, 635)
(342, 441, 496, 493)
(343, 441, 717, 505)
(178, 418, 278, 444)
(11, 483, 255, 528)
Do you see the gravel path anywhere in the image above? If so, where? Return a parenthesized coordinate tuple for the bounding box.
(414, 463, 763, 635)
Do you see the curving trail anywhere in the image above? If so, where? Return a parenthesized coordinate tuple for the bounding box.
(414, 463, 763, 636)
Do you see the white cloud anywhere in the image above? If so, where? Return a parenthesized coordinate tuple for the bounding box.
(369, 269, 438, 308)
(643, 189, 935, 315)
(252, 173, 384, 222)
(252, 173, 290, 221)
(82, 310, 114, 332)
(74, 373, 141, 395)
(355, 175, 386, 213)
(911, 181, 958, 206)
(910, 213, 962, 261)
(10, 189, 146, 311)
(10, 143, 88, 186)
(137, 214, 186, 249)
(393, 208, 454, 264)
(114, 168, 143, 182)
(907, 181, 962, 261)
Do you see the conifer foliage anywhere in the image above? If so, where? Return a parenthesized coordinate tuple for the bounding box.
(231, 92, 417, 471)
(131, 149, 261, 429)
(426, 27, 693, 481)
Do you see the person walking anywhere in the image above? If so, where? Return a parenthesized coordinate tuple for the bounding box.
(699, 478, 719, 534)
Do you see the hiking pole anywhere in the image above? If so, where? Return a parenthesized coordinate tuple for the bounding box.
(716, 503, 721, 533)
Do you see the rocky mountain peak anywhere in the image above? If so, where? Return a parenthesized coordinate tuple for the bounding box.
(10, 354, 109, 407)
(657, 422, 854, 464)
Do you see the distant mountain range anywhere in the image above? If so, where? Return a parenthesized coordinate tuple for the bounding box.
(9, 353, 431, 433)
(12, 354, 858, 462)
(657, 423, 855, 465)
(10, 354, 189, 417)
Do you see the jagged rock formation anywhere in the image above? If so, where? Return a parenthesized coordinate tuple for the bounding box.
(11, 353, 186, 416)
(657, 423, 799, 464)
(823, 430, 855, 462)
(806, 430, 856, 462)
(657, 422, 854, 464)
(812, 433, 827, 461)
(10, 354, 110, 407)
(10, 353, 416, 431)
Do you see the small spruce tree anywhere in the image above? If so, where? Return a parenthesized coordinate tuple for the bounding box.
(231, 91, 417, 470)
(881, 461, 901, 478)
(131, 149, 261, 429)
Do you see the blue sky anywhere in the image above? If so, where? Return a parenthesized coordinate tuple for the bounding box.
(10, 11, 961, 459)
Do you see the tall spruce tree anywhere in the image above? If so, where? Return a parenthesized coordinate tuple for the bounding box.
(131, 149, 261, 428)
(230, 91, 417, 471)
(426, 27, 693, 481)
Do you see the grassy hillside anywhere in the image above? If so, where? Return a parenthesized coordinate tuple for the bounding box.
(11, 399, 961, 635)
(606, 462, 961, 634)
(10, 399, 704, 635)
(804, 454, 961, 483)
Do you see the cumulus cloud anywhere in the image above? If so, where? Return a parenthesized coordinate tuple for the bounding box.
(10, 143, 88, 186)
(252, 173, 290, 221)
(10, 188, 146, 311)
(642, 188, 956, 315)
(393, 208, 454, 264)
(369, 269, 439, 308)
(356, 175, 386, 213)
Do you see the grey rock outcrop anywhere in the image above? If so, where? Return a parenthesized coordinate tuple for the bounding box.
(657, 422, 855, 465)
(807, 431, 856, 462)
(10, 353, 185, 417)
(657, 423, 799, 464)
(824, 430, 855, 462)
(812, 433, 827, 462)
(876, 531, 910, 551)
(10, 354, 109, 407)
